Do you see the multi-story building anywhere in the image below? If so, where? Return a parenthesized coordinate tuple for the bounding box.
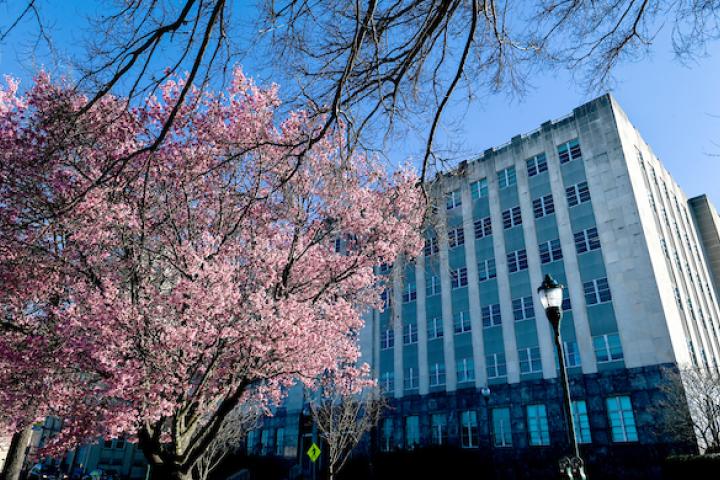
(366, 94, 720, 479)
(245, 94, 720, 479)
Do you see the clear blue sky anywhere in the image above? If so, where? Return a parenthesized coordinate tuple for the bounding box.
(1, 2, 719, 205)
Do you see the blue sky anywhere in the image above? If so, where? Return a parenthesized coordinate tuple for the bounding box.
(1, 2, 719, 205)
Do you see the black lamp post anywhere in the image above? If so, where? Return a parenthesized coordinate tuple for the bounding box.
(480, 386, 494, 478)
(537, 274, 587, 480)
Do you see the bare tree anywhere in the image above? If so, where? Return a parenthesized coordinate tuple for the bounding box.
(655, 366, 720, 453)
(2, 0, 720, 190)
(309, 376, 386, 480)
(192, 405, 261, 480)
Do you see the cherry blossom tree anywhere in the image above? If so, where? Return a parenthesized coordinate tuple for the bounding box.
(0, 69, 425, 480)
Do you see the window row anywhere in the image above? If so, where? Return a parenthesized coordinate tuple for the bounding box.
(381, 394, 637, 452)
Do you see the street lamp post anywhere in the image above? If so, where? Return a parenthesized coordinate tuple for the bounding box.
(537, 274, 587, 480)
(481, 386, 494, 478)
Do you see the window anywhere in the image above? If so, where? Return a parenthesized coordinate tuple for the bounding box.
(527, 405, 550, 446)
(461, 411, 479, 448)
(497, 166, 517, 189)
(404, 367, 418, 390)
(428, 317, 443, 339)
(381, 418, 394, 452)
(429, 363, 446, 387)
(572, 401, 592, 444)
(526, 153, 548, 177)
(562, 296, 572, 312)
(478, 259, 497, 282)
(502, 206, 522, 229)
(381, 329, 394, 350)
(584, 277, 611, 305)
(380, 289, 391, 309)
(486, 353, 507, 379)
(507, 249, 528, 273)
(381, 371, 394, 392)
(533, 194, 555, 218)
(402, 282, 417, 303)
(426, 275, 441, 297)
(379, 262, 393, 273)
(482, 304, 502, 328)
(431, 414, 448, 445)
(593, 333, 624, 363)
(492, 408, 512, 447)
(275, 428, 285, 456)
(539, 239, 563, 264)
(519, 346, 542, 374)
(566, 181, 591, 207)
(334, 238, 342, 253)
(424, 237, 439, 256)
(512, 296, 534, 321)
(246, 430, 257, 455)
(457, 357, 475, 383)
(115, 438, 125, 449)
(674, 287, 683, 310)
(607, 396, 638, 442)
(405, 416, 420, 448)
(474, 216, 492, 239)
(454, 311, 471, 334)
(471, 178, 488, 199)
(448, 226, 465, 248)
(558, 138, 582, 164)
(451, 267, 468, 289)
(261, 429, 273, 455)
(574, 227, 601, 254)
(446, 189, 462, 210)
(563, 340, 581, 368)
(403, 323, 418, 344)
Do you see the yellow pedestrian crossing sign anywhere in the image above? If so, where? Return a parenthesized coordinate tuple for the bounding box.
(307, 442, 321, 462)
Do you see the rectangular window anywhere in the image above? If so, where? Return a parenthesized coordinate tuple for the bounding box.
(482, 304, 502, 328)
(381, 329, 394, 350)
(428, 317, 444, 339)
(275, 428, 285, 456)
(492, 408, 512, 447)
(507, 249, 528, 273)
(461, 411, 479, 448)
(404, 367, 418, 390)
(456, 357, 475, 383)
(402, 282, 417, 303)
(454, 311, 471, 334)
(564, 340, 581, 368)
(405, 416, 420, 448)
(512, 296, 534, 321)
(424, 236, 439, 256)
(502, 206, 522, 229)
(478, 258, 497, 282)
(431, 414, 448, 445)
(519, 346, 542, 374)
(526, 153, 548, 177)
(381, 418, 393, 452)
(607, 396, 638, 442)
(566, 181, 591, 207)
(558, 138, 582, 164)
(426, 275, 441, 297)
(429, 363, 446, 387)
(448, 225, 465, 248)
(261, 429, 273, 455)
(539, 239, 563, 264)
(486, 353, 507, 379)
(584, 277, 611, 305)
(527, 404, 550, 446)
(572, 401, 592, 444)
(446, 189, 462, 210)
(497, 166, 517, 189)
(381, 371, 394, 392)
(451, 267, 469, 289)
(474, 216, 492, 239)
(533, 194, 555, 218)
(246, 430, 257, 455)
(574, 227, 601, 254)
(471, 178, 488, 199)
(403, 323, 418, 344)
(593, 333, 624, 363)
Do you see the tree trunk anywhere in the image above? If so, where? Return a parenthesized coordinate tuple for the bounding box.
(149, 463, 192, 480)
(1, 426, 33, 480)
